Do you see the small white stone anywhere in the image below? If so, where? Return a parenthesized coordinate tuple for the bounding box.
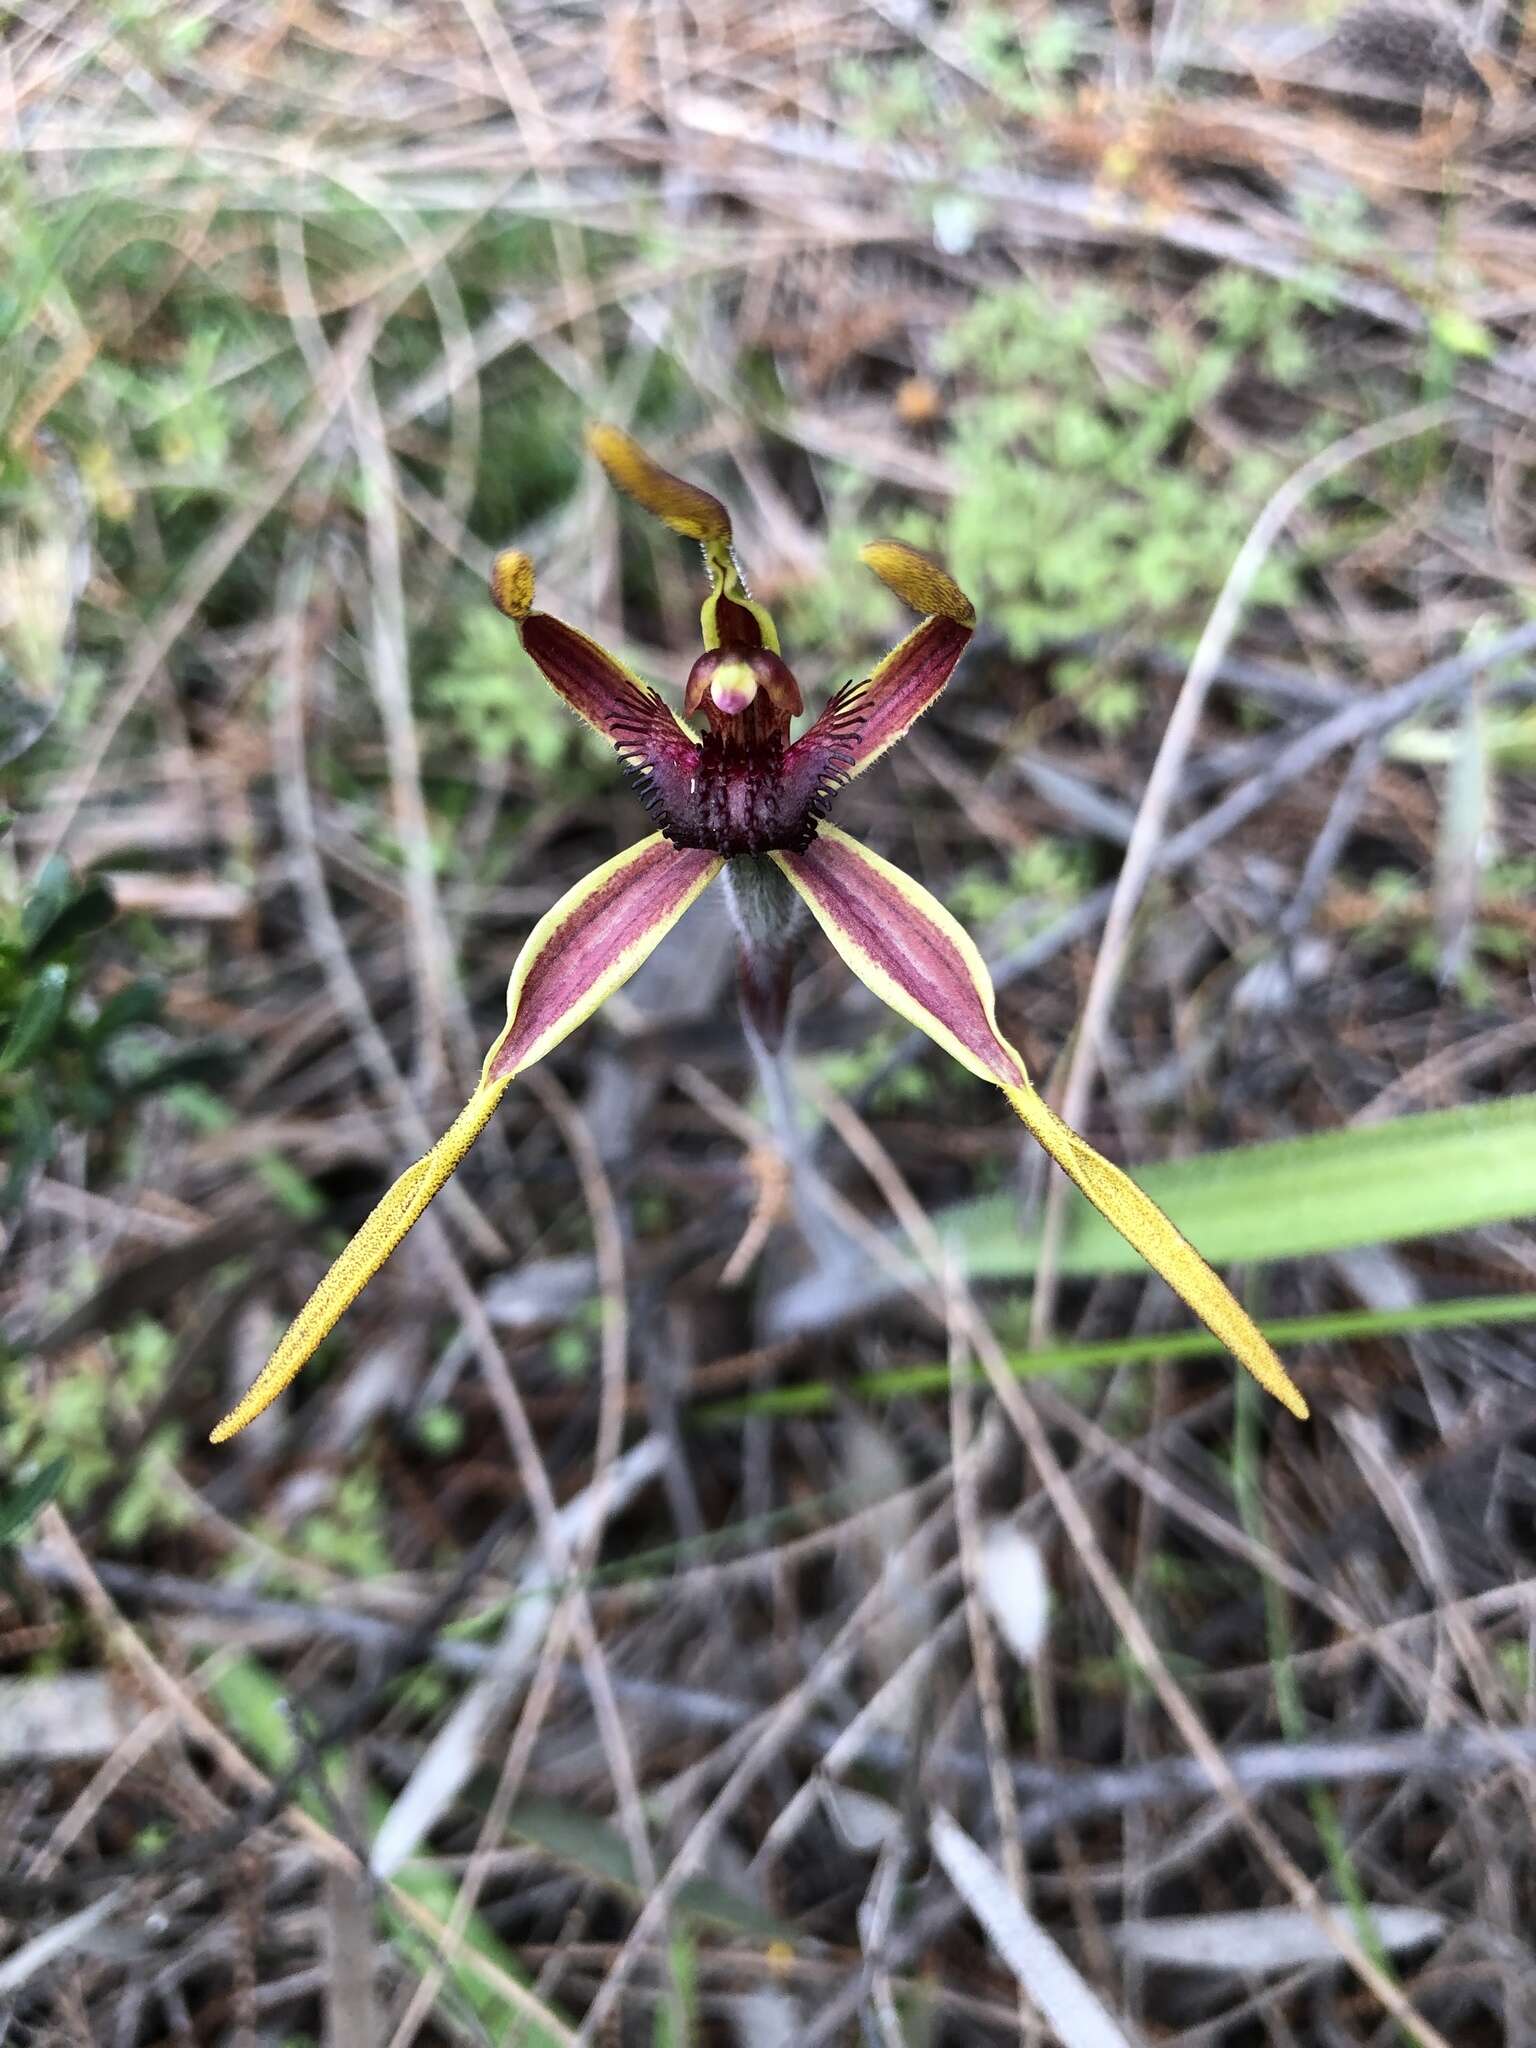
(976, 1520, 1050, 1665)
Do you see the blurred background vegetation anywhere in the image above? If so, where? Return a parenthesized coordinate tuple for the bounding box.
(3, 2, 1536, 2043)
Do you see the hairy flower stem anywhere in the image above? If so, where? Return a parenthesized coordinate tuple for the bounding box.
(724, 859, 868, 1309)
(736, 937, 796, 1058)
(725, 858, 801, 1068)
(725, 856, 806, 1156)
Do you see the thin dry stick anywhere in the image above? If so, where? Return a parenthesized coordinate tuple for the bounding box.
(374, 1114, 667, 2037)
(382, 1597, 584, 2048)
(1027, 1385, 1474, 1727)
(929, 1811, 1142, 2048)
(1030, 400, 1457, 1346)
(33, 1508, 359, 1879)
(269, 531, 503, 1261)
(385, 1886, 580, 2048)
(747, 1560, 970, 1874)
(577, 1442, 996, 2039)
(26, 1708, 177, 1882)
(347, 366, 458, 1091)
(818, 1072, 1504, 1740)
(28, 300, 386, 876)
(29, 147, 540, 877)
(947, 1293, 1042, 2048)
(804, 1074, 1453, 2042)
(1353, 1009, 1536, 1124)
(1337, 1410, 1517, 1732)
(958, 1323, 1454, 2048)
(1014, 1722, 1536, 1834)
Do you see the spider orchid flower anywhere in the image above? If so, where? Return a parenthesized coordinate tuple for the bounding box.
(210, 427, 1307, 1442)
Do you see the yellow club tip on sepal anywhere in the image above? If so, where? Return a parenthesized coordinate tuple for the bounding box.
(587, 422, 733, 546)
(490, 549, 535, 621)
(859, 539, 975, 626)
(1003, 1084, 1310, 1422)
(208, 1080, 511, 1441)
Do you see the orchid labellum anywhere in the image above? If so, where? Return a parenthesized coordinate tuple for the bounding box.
(210, 426, 1308, 1441)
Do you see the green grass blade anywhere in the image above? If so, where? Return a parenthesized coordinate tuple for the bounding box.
(702, 1291, 1536, 1422)
(957, 1093, 1536, 1279)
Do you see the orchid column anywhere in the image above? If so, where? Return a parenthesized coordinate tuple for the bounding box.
(210, 426, 1307, 1442)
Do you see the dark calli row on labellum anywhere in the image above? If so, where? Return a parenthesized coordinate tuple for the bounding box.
(209, 425, 1308, 1442)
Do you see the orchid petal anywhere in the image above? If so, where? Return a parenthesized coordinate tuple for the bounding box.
(490, 547, 697, 754)
(210, 837, 721, 1441)
(771, 824, 1309, 1420)
(795, 540, 975, 786)
(861, 539, 975, 626)
(586, 424, 734, 546)
(587, 422, 779, 654)
(208, 1080, 514, 1443)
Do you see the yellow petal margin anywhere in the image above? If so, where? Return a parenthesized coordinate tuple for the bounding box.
(210, 836, 722, 1442)
(773, 824, 1309, 1421)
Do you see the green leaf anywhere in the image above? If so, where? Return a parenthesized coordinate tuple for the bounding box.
(20, 858, 114, 958)
(502, 1798, 791, 1941)
(1428, 306, 1493, 359)
(1, 1080, 55, 1210)
(0, 962, 69, 1073)
(89, 978, 166, 1039)
(0, 1456, 70, 1546)
(19, 856, 74, 952)
(952, 1093, 1536, 1280)
(107, 1039, 235, 1097)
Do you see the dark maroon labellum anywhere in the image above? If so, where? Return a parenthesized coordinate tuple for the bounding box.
(618, 652, 861, 859)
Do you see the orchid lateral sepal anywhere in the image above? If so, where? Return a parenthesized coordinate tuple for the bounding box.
(207, 1079, 512, 1442)
(209, 835, 722, 1441)
(771, 824, 1309, 1421)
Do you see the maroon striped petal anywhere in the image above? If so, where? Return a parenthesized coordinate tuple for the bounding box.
(772, 823, 1025, 1090)
(517, 612, 671, 740)
(772, 824, 1310, 1422)
(801, 540, 974, 785)
(211, 835, 721, 1441)
(483, 834, 722, 1084)
(491, 547, 707, 816)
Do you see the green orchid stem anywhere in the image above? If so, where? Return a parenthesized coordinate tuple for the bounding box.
(725, 858, 868, 1299)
